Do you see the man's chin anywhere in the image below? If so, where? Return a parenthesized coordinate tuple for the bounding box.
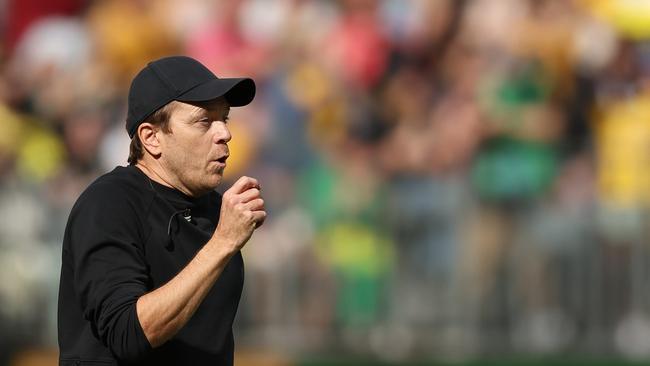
(208, 173, 224, 189)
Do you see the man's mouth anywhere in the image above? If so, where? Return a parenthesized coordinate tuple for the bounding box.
(215, 155, 229, 164)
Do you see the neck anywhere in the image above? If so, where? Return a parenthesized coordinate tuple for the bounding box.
(135, 159, 194, 197)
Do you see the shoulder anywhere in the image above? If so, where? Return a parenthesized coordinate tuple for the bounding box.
(64, 166, 155, 248)
(73, 166, 153, 215)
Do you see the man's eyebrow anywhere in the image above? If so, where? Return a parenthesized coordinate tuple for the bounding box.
(189, 107, 209, 119)
(191, 106, 230, 121)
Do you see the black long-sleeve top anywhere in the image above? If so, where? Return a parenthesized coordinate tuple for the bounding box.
(58, 165, 244, 365)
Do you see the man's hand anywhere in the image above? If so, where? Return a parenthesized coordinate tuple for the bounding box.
(214, 176, 266, 252)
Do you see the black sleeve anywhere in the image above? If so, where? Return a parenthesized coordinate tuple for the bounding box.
(69, 182, 152, 362)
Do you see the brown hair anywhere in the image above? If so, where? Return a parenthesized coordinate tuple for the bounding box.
(127, 102, 177, 165)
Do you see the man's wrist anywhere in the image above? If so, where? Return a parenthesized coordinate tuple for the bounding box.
(203, 236, 238, 261)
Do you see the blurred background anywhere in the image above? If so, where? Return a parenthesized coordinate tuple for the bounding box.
(3, 0, 650, 365)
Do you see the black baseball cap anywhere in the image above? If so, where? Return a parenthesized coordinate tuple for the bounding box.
(126, 56, 256, 138)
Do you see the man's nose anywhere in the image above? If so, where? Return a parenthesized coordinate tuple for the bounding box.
(213, 122, 232, 144)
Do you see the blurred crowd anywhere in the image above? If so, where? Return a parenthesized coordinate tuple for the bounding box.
(3, 0, 650, 364)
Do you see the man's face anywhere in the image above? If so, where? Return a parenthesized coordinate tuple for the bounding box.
(158, 98, 232, 196)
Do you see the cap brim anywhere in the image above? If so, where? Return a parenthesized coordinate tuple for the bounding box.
(176, 77, 256, 107)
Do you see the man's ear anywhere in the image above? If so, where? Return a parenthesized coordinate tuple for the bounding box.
(138, 123, 162, 157)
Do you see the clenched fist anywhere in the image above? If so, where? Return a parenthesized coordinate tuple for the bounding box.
(213, 176, 266, 252)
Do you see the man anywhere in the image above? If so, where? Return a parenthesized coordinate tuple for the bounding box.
(58, 56, 265, 365)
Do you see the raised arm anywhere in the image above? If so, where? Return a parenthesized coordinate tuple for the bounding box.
(135, 176, 265, 347)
